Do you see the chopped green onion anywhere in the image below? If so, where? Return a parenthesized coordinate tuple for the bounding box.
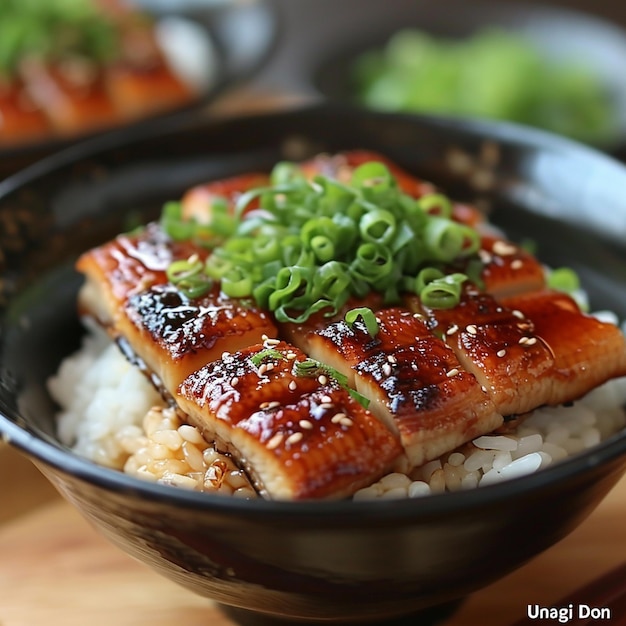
(250, 348, 285, 367)
(345, 307, 380, 337)
(547, 267, 581, 294)
(294, 358, 370, 408)
(417, 193, 453, 218)
(419, 272, 468, 309)
(166, 256, 213, 299)
(160, 158, 484, 317)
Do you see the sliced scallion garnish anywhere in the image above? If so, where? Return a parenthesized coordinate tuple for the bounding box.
(161, 159, 482, 313)
(345, 307, 380, 337)
(294, 358, 370, 408)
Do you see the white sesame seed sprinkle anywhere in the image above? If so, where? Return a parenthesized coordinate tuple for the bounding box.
(299, 419, 314, 430)
(382, 363, 392, 376)
(288, 380, 297, 391)
(261, 334, 269, 341)
(286, 432, 303, 446)
(230, 377, 239, 387)
(266, 433, 283, 450)
(520, 336, 538, 346)
(318, 375, 328, 385)
(331, 413, 348, 424)
(512, 309, 525, 319)
(339, 416, 353, 428)
(446, 368, 459, 378)
(492, 241, 517, 256)
(387, 355, 397, 364)
(497, 349, 507, 357)
(478, 249, 493, 264)
(466, 324, 478, 335)
(446, 324, 459, 336)
(511, 259, 523, 270)
(221, 351, 230, 359)
(267, 401, 281, 409)
(286, 352, 297, 360)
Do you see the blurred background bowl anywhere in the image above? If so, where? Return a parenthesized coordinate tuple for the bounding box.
(256, 0, 626, 156)
(1, 105, 626, 624)
(0, 0, 278, 177)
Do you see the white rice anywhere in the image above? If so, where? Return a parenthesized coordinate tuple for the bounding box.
(48, 322, 626, 500)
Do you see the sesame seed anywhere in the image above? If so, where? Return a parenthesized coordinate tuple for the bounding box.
(266, 433, 283, 450)
(511, 259, 523, 270)
(496, 349, 507, 357)
(413, 312, 423, 319)
(411, 363, 418, 371)
(321, 395, 333, 404)
(387, 355, 397, 364)
(299, 419, 314, 430)
(286, 352, 297, 360)
(382, 363, 392, 376)
(266, 401, 281, 409)
(446, 368, 459, 378)
(320, 403, 334, 410)
(286, 432, 303, 446)
(478, 249, 493, 264)
(221, 351, 230, 360)
(492, 241, 517, 256)
(466, 324, 478, 335)
(264, 337, 280, 346)
(520, 336, 537, 346)
(512, 309, 525, 319)
(230, 377, 239, 387)
(339, 416, 353, 428)
(259, 401, 270, 409)
(288, 380, 297, 391)
(446, 324, 459, 336)
(261, 334, 269, 341)
(318, 375, 328, 385)
(331, 413, 347, 423)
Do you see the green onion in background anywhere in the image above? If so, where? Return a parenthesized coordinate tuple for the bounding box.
(352, 28, 617, 145)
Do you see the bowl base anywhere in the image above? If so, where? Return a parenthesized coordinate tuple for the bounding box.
(219, 598, 464, 625)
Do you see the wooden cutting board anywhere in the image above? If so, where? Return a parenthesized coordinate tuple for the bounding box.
(1, 461, 625, 626)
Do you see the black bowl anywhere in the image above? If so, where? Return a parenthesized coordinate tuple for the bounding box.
(1, 105, 626, 624)
(259, 0, 626, 155)
(0, 0, 278, 178)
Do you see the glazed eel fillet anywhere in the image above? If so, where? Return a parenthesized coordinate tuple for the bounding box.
(76, 151, 626, 499)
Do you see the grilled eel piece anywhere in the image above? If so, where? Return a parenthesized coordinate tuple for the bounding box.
(77, 223, 278, 394)
(412, 286, 626, 416)
(284, 308, 503, 471)
(175, 341, 403, 499)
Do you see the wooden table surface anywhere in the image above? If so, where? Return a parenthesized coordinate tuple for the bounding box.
(1, 442, 626, 626)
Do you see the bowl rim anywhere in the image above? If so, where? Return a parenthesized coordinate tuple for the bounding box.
(1, 102, 626, 521)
